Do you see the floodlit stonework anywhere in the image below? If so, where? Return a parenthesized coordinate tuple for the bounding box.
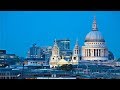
(49, 16, 109, 68)
(82, 16, 108, 60)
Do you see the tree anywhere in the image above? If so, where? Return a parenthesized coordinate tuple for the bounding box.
(59, 64, 73, 71)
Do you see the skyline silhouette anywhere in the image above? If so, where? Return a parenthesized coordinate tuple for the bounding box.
(0, 11, 119, 59)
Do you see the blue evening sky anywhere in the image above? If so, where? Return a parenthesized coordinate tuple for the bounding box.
(0, 11, 119, 59)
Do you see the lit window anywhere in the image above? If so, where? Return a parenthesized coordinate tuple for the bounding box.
(1, 56, 4, 58)
(10, 56, 14, 58)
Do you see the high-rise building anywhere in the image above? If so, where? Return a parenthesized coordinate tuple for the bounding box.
(27, 44, 52, 65)
(27, 44, 41, 58)
(55, 39, 70, 50)
(40, 46, 52, 63)
(54, 39, 72, 58)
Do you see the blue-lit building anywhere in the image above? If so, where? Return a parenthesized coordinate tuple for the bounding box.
(27, 44, 41, 58)
(0, 68, 22, 79)
(40, 46, 52, 63)
(0, 50, 20, 67)
(54, 39, 72, 59)
(27, 44, 52, 64)
(108, 51, 114, 60)
(55, 39, 70, 50)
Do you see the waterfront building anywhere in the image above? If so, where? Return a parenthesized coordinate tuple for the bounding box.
(0, 68, 21, 79)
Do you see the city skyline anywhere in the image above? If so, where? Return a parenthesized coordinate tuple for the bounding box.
(0, 11, 119, 58)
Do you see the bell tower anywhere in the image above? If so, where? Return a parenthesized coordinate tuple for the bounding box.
(49, 39, 61, 68)
(71, 39, 80, 65)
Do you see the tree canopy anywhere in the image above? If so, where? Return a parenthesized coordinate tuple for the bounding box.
(58, 64, 73, 71)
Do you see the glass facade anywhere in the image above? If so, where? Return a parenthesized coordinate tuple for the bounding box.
(27, 44, 41, 58)
(55, 39, 70, 50)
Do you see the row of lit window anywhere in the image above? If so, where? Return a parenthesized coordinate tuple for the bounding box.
(30, 62, 45, 64)
(0, 77, 16, 79)
(30, 55, 38, 56)
(0, 73, 20, 75)
(0, 56, 14, 58)
(87, 43, 104, 45)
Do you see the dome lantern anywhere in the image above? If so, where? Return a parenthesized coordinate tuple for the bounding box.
(92, 16, 98, 31)
(85, 16, 105, 42)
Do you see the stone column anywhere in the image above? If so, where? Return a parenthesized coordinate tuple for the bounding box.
(103, 49, 105, 57)
(101, 49, 103, 57)
(102, 49, 104, 57)
(91, 49, 93, 57)
(87, 49, 89, 57)
(98, 49, 99, 56)
(86, 49, 88, 56)
(95, 49, 97, 57)
(96, 49, 98, 57)
(92, 49, 94, 57)
(85, 49, 86, 57)
(83, 48, 85, 57)
(86, 49, 88, 57)
(88, 49, 89, 57)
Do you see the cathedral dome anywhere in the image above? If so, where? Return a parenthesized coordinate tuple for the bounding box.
(85, 16, 105, 42)
(85, 31, 105, 42)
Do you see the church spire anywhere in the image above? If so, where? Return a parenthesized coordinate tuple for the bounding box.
(73, 38, 80, 55)
(75, 38, 79, 46)
(54, 39, 57, 46)
(92, 16, 98, 31)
